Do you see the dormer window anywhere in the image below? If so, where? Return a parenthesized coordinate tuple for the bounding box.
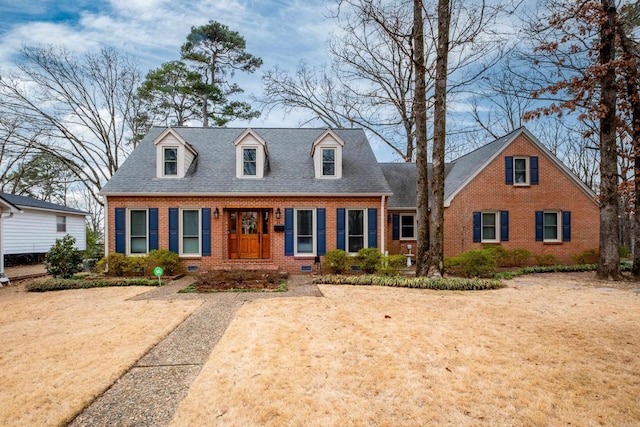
(311, 129, 344, 179)
(155, 128, 197, 178)
(322, 148, 335, 176)
(164, 148, 178, 176)
(234, 129, 267, 179)
(243, 148, 257, 176)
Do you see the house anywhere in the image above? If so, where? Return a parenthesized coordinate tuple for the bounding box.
(382, 127, 599, 263)
(101, 126, 599, 273)
(0, 192, 88, 270)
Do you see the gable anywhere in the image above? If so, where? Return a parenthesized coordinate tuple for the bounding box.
(154, 127, 198, 178)
(311, 129, 344, 179)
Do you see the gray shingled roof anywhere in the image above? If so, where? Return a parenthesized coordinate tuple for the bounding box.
(381, 162, 456, 208)
(0, 192, 88, 215)
(102, 127, 392, 195)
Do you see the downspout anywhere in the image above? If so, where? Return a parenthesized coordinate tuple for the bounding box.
(380, 195, 386, 255)
(103, 197, 109, 260)
(0, 212, 16, 274)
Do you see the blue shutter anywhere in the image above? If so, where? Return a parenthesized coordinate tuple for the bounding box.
(336, 208, 346, 251)
(530, 156, 539, 185)
(505, 156, 513, 185)
(284, 208, 294, 256)
(317, 208, 326, 256)
(500, 210, 509, 242)
(202, 208, 211, 256)
(148, 208, 158, 251)
(392, 214, 400, 240)
(535, 211, 544, 241)
(473, 212, 481, 243)
(368, 208, 378, 248)
(169, 208, 179, 253)
(562, 211, 571, 242)
(115, 208, 125, 254)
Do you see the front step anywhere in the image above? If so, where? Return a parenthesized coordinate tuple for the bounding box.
(217, 261, 280, 271)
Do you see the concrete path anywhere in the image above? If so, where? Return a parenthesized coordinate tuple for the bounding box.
(69, 275, 321, 426)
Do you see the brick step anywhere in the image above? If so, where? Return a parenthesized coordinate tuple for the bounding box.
(216, 261, 280, 271)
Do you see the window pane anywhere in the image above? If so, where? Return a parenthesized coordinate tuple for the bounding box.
(514, 158, 527, 183)
(262, 211, 269, 235)
(56, 216, 66, 232)
(183, 237, 199, 254)
(229, 212, 237, 234)
(322, 149, 335, 176)
(401, 215, 414, 238)
(243, 148, 257, 175)
(323, 162, 335, 176)
(130, 211, 146, 235)
(544, 213, 558, 240)
(482, 213, 497, 240)
(482, 213, 495, 226)
(348, 237, 364, 253)
(165, 162, 177, 175)
(165, 148, 177, 161)
(297, 237, 313, 253)
(297, 210, 313, 235)
(164, 148, 177, 175)
(322, 149, 334, 162)
(130, 237, 147, 254)
(348, 210, 364, 235)
(483, 227, 496, 240)
(183, 210, 199, 235)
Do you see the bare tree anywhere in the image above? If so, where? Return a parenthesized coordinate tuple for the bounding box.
(0, 116, 32, 193)
(0, 46, 142, 205)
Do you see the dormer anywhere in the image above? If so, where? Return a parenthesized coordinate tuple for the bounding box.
(155, 128, 198, 178)
(311, 129, 344, 179)
(234, 129, 268, 179)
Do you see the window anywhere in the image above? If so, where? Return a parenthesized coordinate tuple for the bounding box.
(164, 148, 178, 176)
(481, 212, 498, 242)
(181, 209, 200, 255)
(347, 209, 365, 253)
(129, 210, 147, 254)
(543, 211, 560, 241)
(514, 157, 529, 185)
(56, 216, 66, 232)
(322, 148, 335, 176)
(295, 209, 315, 255)
(400, 214, 415, 239)
(243, 148, 257, 176)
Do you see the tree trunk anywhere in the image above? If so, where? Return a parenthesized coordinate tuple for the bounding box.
(596, 0, 622, 280)
(413, 0, 430, 277)
(428, 0, 450, 277)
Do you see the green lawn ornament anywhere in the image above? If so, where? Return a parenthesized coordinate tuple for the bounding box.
(153, 266, 164, 286)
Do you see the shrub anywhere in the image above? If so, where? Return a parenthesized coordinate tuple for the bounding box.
(357, 248, 382, 273)
(27, 277, 161, 292)
(533, 253, 558, 266)
(377, 254, 407, 276)
(313, 274, 504, 291)
(95, 253, 127, 276)
(457, 249, 497, 277)
(483, 245, 509, 267)
(325, 249, 347, 274)
(620, 246, 630, 259)
(45, 235, 83, 279)
(573, 249, 599, 265)
(508, 249, 532, 267)
(122, 256, 147, 276)
(147, 249, 184, 276)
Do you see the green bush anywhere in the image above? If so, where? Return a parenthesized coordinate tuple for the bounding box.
(45, 235, 83, 279)
(483, 246, 531, 267)
(357, 248, 382, 274)
(313, 274, 504, 291)
(147, 249, 184, 276)
(27, 277, 162, 292)
(457, 249, 497, 277)
(533, 253, 558, 266)
(508, 248, 532, 267)
(377, 254, 407, 276)
(325, 249, 347, 274)
(122, 256, 147, 276)
(95, 253, 127, 276)
(573, 249, 599, 265)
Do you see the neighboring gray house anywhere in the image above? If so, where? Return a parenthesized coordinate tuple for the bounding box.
(0, 192, 88, 271)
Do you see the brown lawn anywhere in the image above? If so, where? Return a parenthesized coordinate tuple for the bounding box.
(0, 284, 201, 426)
(171, 273, 640, 426)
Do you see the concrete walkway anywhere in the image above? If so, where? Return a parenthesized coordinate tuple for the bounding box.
(68, 275, 322, 426)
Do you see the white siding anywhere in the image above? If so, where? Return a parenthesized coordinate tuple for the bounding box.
(2, 209, 86, 254)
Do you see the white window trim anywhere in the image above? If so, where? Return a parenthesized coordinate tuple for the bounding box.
(156, 144, 183, 178)
(513, 157, 530, 186)
(312, 135, 343, 179)
(126, 208, 148, 256)
(179, 208, 201, 257)
(163, 147, 179, 177)
(56, 215, 67, 233)
(294, 208, 316, 256)
(346, 208, 368, 254)
(543, 211, 562, 243)
(399, 214, 416, 240)
(235, 144, 265, 178)
(481, 211, 500, 243)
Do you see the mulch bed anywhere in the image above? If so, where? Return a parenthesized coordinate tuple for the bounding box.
(191, 270, 288, 292)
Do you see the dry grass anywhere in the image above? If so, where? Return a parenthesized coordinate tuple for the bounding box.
(171, 274, 640, 426)
(0, 284, 201, 426)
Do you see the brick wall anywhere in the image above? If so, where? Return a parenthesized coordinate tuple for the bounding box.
(106, 195, 383, 273)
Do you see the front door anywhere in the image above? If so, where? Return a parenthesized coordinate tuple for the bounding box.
(228, 209, 271, 259)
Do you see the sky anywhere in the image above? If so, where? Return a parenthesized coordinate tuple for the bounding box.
(0, 0, 371, 150)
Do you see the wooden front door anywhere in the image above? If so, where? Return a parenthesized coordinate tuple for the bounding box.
(228, 209, 271, 259)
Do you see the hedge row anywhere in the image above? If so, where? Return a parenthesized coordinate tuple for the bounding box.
(27, 277, 163, 292)
(313, 274, 504, 291)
